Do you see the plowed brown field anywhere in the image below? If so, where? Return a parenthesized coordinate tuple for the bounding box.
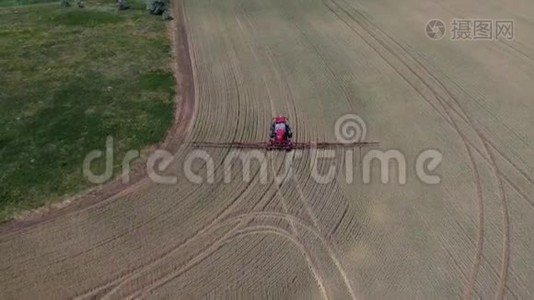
(1, 0, 534, 299)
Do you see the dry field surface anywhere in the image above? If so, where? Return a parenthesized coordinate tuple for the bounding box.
(1, 0, 534, 299)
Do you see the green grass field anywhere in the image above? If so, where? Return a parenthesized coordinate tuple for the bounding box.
(0, 0, 55, 7)
(0, 0, 175, 221)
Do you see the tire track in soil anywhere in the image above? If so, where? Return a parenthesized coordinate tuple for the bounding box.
(132, 225, 327, 299)
(292, 22, 357, 112)
(265, 73, 331, 300)
(119, 162, 305, 298)
(234, 7, 336, 298)
(402, 65, 527, 294)
(356, 4, 534, 195)
(291, 13, 370, 244)
(130, 208, 330, 295)
(241, 8, 358, 297)
(487, 144, 510, 300)
(350, 13, 513, 297)
(330, 0, 519, 298)
(339, 1, 515, 296)
(425, 86, 534, 205)
(76, 167, 270, 299)
(267, 30, 357, 300)
(283, 87, 358, 299)
(322, 0, 490, 297)
(90, 148, 284, 298)
(95, 6, 312, 295)
(290, 10, 376, 270)
(323, 0, 483, 289)
(405, 49, 534, 195)
(267, 156, 329, 300)
(99, 171, 282, 299)
(108, 13, 289, 300)
(499, 41, 534, 64)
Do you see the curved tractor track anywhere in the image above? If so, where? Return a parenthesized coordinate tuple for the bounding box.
(1, 0, 534, 299)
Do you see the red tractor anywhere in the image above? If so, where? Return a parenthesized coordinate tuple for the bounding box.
(269, 116, 293, 150)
